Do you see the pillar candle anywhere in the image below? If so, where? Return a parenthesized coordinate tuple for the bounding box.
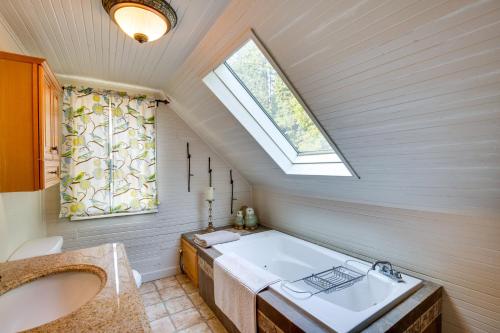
(205, 187, 214, 201)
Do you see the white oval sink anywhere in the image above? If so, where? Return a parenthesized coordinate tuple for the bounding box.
(0, 271, 102, 333)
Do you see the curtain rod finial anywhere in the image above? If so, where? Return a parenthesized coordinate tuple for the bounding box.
(155, 99, 169, 106)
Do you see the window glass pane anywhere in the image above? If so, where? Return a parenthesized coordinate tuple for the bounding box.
(225, 40, 333, 154)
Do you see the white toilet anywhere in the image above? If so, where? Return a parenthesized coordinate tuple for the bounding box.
(132, 269, 142, 288)
(8, 236, 64, 261)
(8, 237, 142, 288)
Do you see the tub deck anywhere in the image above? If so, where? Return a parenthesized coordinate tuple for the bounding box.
(182, 225, 442, 333)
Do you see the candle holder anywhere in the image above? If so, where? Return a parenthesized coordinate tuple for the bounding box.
(206, 199, 215, 232)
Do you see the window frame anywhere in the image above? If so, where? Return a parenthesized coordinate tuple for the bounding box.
(203, 31, 358, 177)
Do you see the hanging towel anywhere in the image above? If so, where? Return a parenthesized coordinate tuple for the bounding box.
(214, 253, 280, 333)
(194, 230, 240, 248)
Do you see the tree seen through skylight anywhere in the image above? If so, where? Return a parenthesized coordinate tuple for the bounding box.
(225, 40, 333, 154)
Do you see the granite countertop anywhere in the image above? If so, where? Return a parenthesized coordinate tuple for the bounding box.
(0, 243, 150, 333)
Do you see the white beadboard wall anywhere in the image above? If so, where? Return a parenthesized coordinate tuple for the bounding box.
(44, 105, 252, 281)
(164, 1, 500, 333)
(254, 187, 499, 333)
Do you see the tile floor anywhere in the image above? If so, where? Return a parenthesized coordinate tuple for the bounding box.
(139, 274, 228, 333)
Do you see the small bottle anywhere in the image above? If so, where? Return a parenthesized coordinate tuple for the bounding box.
(244, 207, 258, 230)
(234, 210, 244, 230)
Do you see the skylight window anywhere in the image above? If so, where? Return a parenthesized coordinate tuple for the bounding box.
(203, 33, 356, 177)
(225, 40, 332, 155)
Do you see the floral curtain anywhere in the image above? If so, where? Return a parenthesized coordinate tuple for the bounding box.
(60, 86, 158, 219)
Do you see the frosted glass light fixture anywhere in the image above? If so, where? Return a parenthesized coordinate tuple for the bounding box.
(102, 0, 177, 43)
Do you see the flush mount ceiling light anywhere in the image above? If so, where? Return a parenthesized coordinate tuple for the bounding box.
(102, 0, 177, 43)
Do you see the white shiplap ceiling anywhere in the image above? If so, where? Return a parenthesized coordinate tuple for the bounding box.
(165, 0, 500, 217)
(0, 0, 229, 89)
(2, 0, 498, 216)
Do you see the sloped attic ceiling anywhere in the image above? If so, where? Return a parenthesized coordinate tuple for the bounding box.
(165, 0, 500, 217)
(0, 0, 229, 88)
(1, 0, 499, 217)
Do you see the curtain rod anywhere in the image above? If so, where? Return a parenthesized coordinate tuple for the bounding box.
(61, 85, 170, 106)
(155, 99, 169, 106)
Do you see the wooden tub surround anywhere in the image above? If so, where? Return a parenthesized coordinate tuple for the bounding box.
(181, 238, 199, 287)
(181, 226, 442, 333)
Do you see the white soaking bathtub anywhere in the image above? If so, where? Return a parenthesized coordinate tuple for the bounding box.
(214, 230, 422, 333)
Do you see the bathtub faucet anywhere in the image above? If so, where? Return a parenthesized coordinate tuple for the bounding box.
(371, 261, 404, 282)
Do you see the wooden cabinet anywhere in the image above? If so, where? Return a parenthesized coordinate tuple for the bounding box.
(41, 66, 60, 162)
(40, 64, 61, 189)
(181, 238, 199, 287)
(0, 51, 61, 192)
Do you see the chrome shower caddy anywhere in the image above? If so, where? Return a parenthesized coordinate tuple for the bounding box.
(281, 266, 365, 296)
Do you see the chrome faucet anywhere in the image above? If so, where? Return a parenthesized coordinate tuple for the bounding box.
(371, 260, 404, 282)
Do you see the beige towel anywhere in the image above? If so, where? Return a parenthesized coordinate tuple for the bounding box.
(194, 230, 240, 248)
(214, 253, 280, 333)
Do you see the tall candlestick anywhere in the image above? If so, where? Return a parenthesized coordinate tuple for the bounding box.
(206, 200, 215, 232)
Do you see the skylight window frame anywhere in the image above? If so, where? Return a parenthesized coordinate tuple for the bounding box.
(203, 31, 358, 177)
